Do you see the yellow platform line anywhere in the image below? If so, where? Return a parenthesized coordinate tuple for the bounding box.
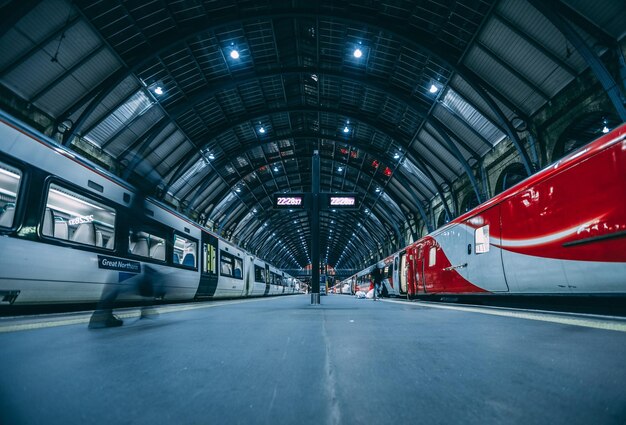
(386, 299, 626, 333)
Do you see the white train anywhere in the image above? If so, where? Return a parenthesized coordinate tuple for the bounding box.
(0, 111, 301, 306)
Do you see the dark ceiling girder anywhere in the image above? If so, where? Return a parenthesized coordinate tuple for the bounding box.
(186, 132, 432, 214)
(69, 8, 523, 180)
(429, 118, 484, 204)
(244, 209, 389, 264)
(527, 0, 626, 122)
(67, 6, 538, 208)
(206, 164, 414, 243)
(163, 104, 447, 203)
(219, 176, 405, 249)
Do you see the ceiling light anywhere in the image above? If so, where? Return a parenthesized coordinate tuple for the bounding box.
(230, 49, 240, 59)
(273, 166, 279, 172)
(394, 152, 400, 159)
(337, 167, 343, 172)
(258, 126, 265, 134)
(208, 153, 215, 160)
(343, 126, 350, 133)
(602, 126, 610, 133)
(429, 84, 439, 94)
(154, 86, 164, 95)
(353, 48, 362, 58)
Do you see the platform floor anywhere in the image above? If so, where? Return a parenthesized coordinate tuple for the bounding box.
(1, 294, 625, 424)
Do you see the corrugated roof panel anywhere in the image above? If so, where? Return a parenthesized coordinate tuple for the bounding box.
(441, 89, 505, 146)
(168, 154, 205, 197)
(80, 76, 140, 133)
(563, 0, 626, 40)
(15, 0, 77, 46)
(150, 124, 183, 155)
(157, 142, 193, 176)
(400, 159, 437, 194)
(420, 124, 466, 174)
(36, 49, 121, 117)
(464, 46, 545, 116)
(450, 75, 508, 124)
(433, 105, 490, 158)
(497, 0, 587, 74)
(0, 27, 34, 70)
(3, 19, 103, 100)
(104, 107, 165, 157)
(84, 90, 154, 146)
(480, 19, 574, 99)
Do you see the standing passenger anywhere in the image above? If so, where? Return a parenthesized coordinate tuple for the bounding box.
(372, 263, 383, 301)
(88, 192, 164, 328)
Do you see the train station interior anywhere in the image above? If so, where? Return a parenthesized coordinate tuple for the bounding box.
(1, 1, 625, 424)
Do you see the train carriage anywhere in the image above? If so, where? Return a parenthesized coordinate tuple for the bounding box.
(358, 123, 626, 298)
(0, 111, 294, 306)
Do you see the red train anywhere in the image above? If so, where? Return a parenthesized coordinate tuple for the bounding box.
(344, 123, 626, 298)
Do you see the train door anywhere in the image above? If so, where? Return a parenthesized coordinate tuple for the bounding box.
(264, 264, 270, 295)
(464, 209, 509, 292)
(196, 231, 218, 298)
(416, 245, 426, 293)
(398, 251, 408, 296)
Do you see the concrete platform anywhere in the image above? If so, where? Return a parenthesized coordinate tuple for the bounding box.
(1, 294, 625, 424)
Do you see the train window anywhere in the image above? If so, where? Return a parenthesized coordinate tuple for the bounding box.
(233, 257, 243, 280)
(203, 242, 217, 274)
(254, 265, 266, 282)
(429, 246, 437, 266)
(44, 183, 116, 247)
(0, 162, 21, 228)
(220, 250, 234, 277)
(475, 225, 490, 254)
(173, 234, 197, 267)
(129, 231, 165, 259)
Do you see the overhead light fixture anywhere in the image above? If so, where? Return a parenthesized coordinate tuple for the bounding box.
(154, 86, 164, 96)
(602, 118, 610, 133)
(258, 126, 266, 134)
(353, 48, 363, 58)
(429, 84, 439, 94)
(393, 152, 400, 159)
(337, 166, 343, 172)
(273, 166, 279, 172)
(230, 49, 240, 59)
(208, 153, 215, 160)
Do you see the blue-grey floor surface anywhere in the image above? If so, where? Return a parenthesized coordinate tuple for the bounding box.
(1, 294, 625, 425)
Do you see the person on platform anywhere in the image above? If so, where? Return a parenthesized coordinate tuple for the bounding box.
(372, 262, 384, 301)
(88, 192, 164, 329)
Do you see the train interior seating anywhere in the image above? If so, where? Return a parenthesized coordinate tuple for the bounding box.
(71, 222, 96, 245)
(150, 242, 165, 261)
(0, 203, 15, 227)
(95, 230, 103, 247)
(132, 237, 149, 256)
(182, 253, 195, 267)
(54, 218, 68, 240)
(42, 208, 54, 237)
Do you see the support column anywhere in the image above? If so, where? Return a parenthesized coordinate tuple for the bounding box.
(311, 150, 321, 305)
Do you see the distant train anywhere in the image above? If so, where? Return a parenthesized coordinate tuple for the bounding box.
(343, 123, 626, 298)
(0, 112, 301, 306)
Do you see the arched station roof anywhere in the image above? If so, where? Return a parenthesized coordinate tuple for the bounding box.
(1, 0, 624, 271)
